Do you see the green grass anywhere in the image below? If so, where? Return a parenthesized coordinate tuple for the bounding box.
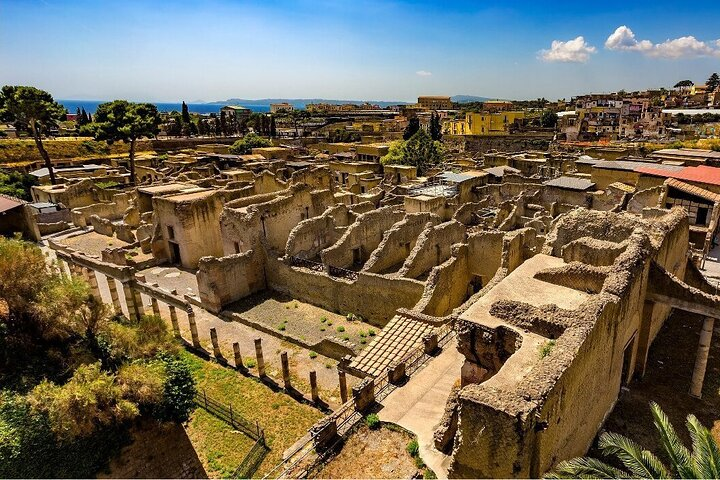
(181, 350, 323, 478)
(539, 339, 556, 359)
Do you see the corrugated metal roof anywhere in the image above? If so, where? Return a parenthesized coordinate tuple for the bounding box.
(543, 176, 596, 191)
(642, 165, 720, 187)
(593, 160, 685, 173)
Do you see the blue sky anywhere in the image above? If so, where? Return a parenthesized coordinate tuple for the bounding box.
(1, 0, 719, 102)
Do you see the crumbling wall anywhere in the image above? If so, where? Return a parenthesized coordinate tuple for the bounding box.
(321, 206, 405, 269)
(467, 230, 505, 284)
(400, 220, 466, 279)
(89, 215, 115, 237)
(71, 192, 135, 227)
(362, 212, 440, 273)
(197, 250, 266, 313)
(418, 244, 472, 317)
(627, 186, 663, 214)
(285, 207, 345, 259)
(266, 256, 424, 325)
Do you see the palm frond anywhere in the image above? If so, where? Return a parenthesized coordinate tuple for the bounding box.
(686, 414, 720, 479)
(599, 432, 671, 478)
(649, 402, 694, 478)
(545, 457, 632, 479)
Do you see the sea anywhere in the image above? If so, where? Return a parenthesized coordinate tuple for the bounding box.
(59, 100, 270, 115)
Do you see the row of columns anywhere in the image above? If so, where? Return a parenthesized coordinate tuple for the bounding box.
(59, 257, 199, 346)
(59, 257, 338, 406)
(206, 333, 323, 404)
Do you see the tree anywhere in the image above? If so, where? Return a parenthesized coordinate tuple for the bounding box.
(228, 132, 273, 154)
(87, 100, 160, 184)
(181, 101, 190, 125)
(381, 130, 444, 175)
(674, 80, 694, 89)
(270, 115, 277, 137)
(546, 402, 720, 479)
(429, 112, 443, 141)
(403, 117, 420, 140)
(288, 110, 310, 137)
(707, 73, 720, 92)
(541, 111, 559, 128)
(0, 86, 66, 185)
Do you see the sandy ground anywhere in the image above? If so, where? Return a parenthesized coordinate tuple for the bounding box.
(315, 425, 419, 479)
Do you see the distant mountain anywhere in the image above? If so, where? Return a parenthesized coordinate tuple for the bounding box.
(206, 98, 412, 109)
(451, 95, 495, 103)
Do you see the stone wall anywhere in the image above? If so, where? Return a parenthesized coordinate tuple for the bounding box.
(363, 212, 440, 274)
(321, 206, 405, 269)
(399, 220, 467, 279)
(418, 244, 472, 317)
(153, 191, 224, 269)
(266, 256, 425, 325)
(196, 249, 266, 313)
(284, 207, 346, 259)
(448, 208, 689, 478)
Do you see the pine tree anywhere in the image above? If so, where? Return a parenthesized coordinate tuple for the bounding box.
(181, 101, 190, 124)
(707, 73, 720, 92)
(81, 107, 89, 125)
(429, 113, 443, 141)
(270, 115, 277, 137)
(403, 117, 420, 140)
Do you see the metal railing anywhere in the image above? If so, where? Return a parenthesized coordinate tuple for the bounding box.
(196, 389, 264, 442)
(233, 433, 269, 479)
(289, 256, 359, 281)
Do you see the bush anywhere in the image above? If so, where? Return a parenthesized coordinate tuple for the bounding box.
(368, 329, 376, 336)
(228, 133, 272, 154)
(244, 358, 257, 369)
(309, 351, 318, 359)
(539, 339, 556, 359)
(320, 316, 328, 323)
(365, 413, 380, 430)
(153, 354, 196, 423)
(406, 439, 419, 456)
(336, 326, 345, 333)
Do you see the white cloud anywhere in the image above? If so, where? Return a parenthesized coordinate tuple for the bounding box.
(416, 70, 432, 77)
(605, 25, 720, 59)
(539, 36, 596, 63)
(605, 26, 653, 52)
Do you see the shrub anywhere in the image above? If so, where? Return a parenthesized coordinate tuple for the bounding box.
(319, 327, 326, 332)
(324, 362, 332, 369)
(368, 329, 376, 336)
(365, 413, 380, 429)
(406, 439, 419, 457)
(309, 351, 318, 359)
(342, 335, 350, 341)
(326, 321, 333, 326)
(320, 316, 328, 323)
(244, 358, 257, 369)
(539, 339, 556, 359)
(228, 133, 272, 154)
(336, 326, 345, 333)
(278, 324, 286, 331)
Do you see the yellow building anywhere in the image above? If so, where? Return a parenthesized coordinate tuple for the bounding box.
(443, 111, 525, 136)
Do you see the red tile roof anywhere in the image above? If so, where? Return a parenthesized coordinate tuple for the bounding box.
(637, 165, 720, 187)
(0, 194, 24, 214)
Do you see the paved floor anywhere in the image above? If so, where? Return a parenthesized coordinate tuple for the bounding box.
(701, 243, 720, 288)
(378, 341, 464, 479)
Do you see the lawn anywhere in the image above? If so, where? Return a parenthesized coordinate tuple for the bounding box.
(181, 350, 324, 478)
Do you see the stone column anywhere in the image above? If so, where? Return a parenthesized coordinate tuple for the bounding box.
(210, 327, 221, 358)
(151, 297, 161, 317)
(310, 371, 319, 403)
(187, 307, 200, 348)
(232, 342, 243, 369)
(134, 275, 146, 315)
(168, 305, 181, 338)
(254, 338, 266, 377)
(281, 351, 291, 390)
(689, 317, 715, 398)
(85, 268, 101, 299)
(338, 369, 348, 404)
(106, 277, 122, 315)
(121, 282, 138, 321)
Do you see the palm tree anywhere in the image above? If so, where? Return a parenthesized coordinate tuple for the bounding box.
(546, 402, 720, 479)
